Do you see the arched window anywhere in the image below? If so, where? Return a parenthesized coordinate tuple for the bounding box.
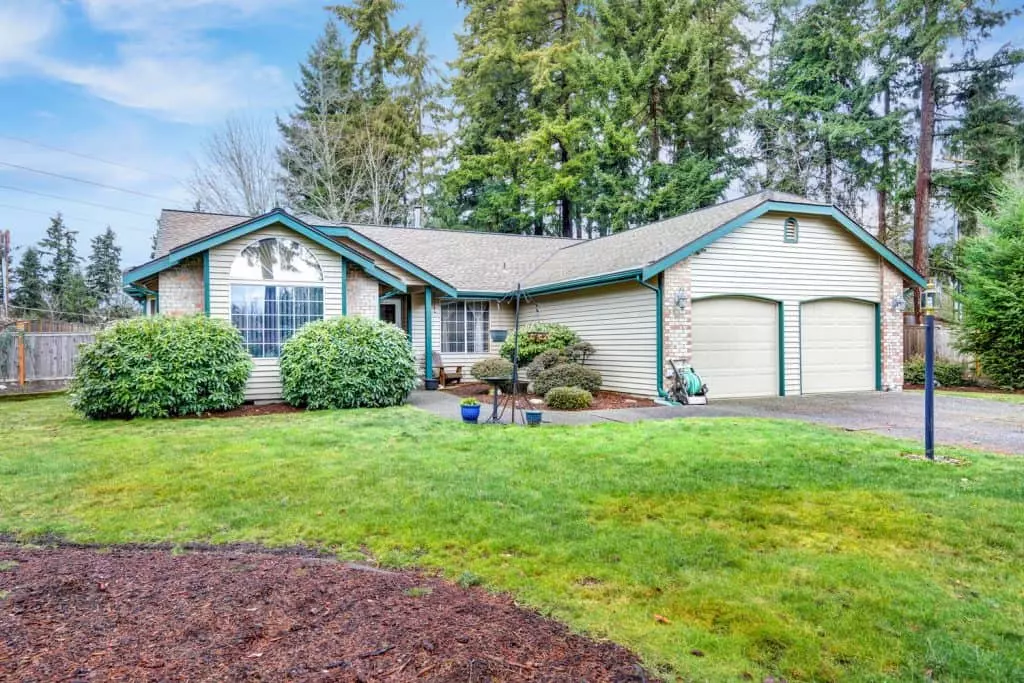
(783, 217, 799, 243)
(229, 238, 325, 358)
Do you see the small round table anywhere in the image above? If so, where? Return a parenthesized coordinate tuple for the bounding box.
(480, 376, 508, 423)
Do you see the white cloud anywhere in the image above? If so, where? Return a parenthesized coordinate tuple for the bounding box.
(0, 1, 59, 66)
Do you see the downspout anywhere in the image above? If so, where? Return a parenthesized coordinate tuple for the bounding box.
(341, 259, 348, 315)
(424, 287, 433, 380)
(636, 275, 669, 400)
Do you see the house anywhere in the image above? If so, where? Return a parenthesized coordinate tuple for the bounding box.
(123, 190, 925, 402)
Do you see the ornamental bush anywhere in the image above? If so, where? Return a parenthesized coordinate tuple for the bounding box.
(69, 315, 252, 419)
(470, 357, 513, 380)
(525, 349, 563, 378)
(532, 362, 602, 397)
(280, 317, 416, 410)
(544, 386, 593, 410)
(500, 322, 580, 366)
(904, 356, 970, 387)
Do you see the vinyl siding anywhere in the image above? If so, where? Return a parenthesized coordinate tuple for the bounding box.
(410, 294, 514, 378)
(209, 226, 344, 401)
(689, 211, 882, 396)
(521, 282, 657, 396)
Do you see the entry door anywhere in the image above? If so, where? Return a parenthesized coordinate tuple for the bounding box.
(380, 301, 398, 326)
(690, 297, 780, 399)
(800, 299, 876, 393)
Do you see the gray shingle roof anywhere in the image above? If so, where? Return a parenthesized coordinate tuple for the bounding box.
(145, 191, 830, 291)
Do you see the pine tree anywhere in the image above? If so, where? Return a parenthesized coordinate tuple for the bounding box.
(11, 247, 46, 315)
(39, 214, 79, 314)
(85, 227, 123, 309)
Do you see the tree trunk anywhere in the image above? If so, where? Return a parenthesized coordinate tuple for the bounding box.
(824, 138, 834, 203)
(877, 81, 891, 244)
(650, 86, 661, 163)
(912, 57, 935, 322)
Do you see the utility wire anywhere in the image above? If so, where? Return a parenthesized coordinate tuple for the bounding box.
(0, 184, 154, 218)
(0, 133, 184, 184)
(0, 202, 153, 233)
(0, 161, 180, 203)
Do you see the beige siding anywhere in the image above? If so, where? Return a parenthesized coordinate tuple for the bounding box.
(689, 211, 882, 396)
(521, 282, 657, 396)
(410, 293, 513, 378)
(209, 226, 344, 401)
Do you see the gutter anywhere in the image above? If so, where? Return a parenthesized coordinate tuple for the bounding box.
(635, 275, 670, 401)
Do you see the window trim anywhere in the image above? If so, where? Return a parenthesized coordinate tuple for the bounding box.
(440, 300, 490, 354)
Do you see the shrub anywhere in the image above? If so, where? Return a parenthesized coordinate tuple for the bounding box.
(471, 357, 513, 380)
(545, 386, 593, 410)
(69, 315, 252, 419)
(279, 317, 416, 410)
(532, 362, 602, 396)
(525, 348, 563, 377)
(904, 356, 970, 387)
(500, 322, 580, 365)
(564, 341, 595, 365)
(460, 397, 480, 406)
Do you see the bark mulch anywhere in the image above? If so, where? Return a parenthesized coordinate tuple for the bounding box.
(445, 382, 657, 411)
(188, 403, 303, 419)
(0, 545, 653, 682)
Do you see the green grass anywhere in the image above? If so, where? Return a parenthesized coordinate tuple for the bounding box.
(907, 389, 1024, 404)
(2, 397, 1023, 681)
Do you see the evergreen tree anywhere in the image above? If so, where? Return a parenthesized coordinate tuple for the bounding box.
(10, 247, 46, 315)
(39, 214, 79, 313)
(85, 227, 123, 309)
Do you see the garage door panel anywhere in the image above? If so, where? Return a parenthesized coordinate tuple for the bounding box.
(801, 300, 875, 394)
(691, 298, 779, 399)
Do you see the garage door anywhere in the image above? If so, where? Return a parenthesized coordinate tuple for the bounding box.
(690, 297, 779, 399)
(801, 299, 876, 393)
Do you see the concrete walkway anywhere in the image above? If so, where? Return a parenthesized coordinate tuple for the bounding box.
(408, 389, 1023, 455)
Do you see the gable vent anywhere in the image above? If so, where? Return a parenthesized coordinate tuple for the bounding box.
(783, 217, 799, 243)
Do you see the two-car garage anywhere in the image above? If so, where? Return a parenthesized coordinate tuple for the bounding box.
(689, 296, 878, 399)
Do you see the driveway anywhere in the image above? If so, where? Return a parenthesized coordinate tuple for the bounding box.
(411, 389, 1023, 454)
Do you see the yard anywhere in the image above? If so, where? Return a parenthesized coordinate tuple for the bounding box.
(2, 396, 1023, 681)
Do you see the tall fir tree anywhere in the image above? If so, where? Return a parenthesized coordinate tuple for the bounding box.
(85, 227, 123, 309)
(38, 214, 80, 314)
(10, 247, 46, 315)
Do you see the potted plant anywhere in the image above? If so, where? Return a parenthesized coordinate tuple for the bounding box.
(490, 329, 508, 343)
(524, 409, 543, 426)
(460, 397, 481, 423)
(424, 377, 440, 391)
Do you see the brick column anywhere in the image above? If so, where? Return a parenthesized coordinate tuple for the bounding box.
(661, 260, 692, 376)
(880, 263, 905, 391)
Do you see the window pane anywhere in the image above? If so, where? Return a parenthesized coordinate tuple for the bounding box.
(230, 284, 324, 358)
(230, 238, 324, 281)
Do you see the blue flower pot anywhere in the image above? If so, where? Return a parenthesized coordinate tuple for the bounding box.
(525, 410, 543, 426)
(461, 404, 481, 423)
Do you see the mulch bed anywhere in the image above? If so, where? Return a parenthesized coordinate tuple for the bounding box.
(189, 403, 303, 419)
(0, 545, 653, 682)
(903, 384, 1024, 396)
(445, 382, 657, 411)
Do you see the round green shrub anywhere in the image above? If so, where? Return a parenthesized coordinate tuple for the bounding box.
(532, 362, 602, 397)
(69, 315, 252, 419)
(471, 357, 513, 379)
(544, 386, 593, 410)
(500, 322, 580, 366)
(280, 317, 416, 410)
(525, 348, 563, 377)
(903, 355, 970, 387)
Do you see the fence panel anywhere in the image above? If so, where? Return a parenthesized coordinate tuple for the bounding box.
(23, 333, 95, 381)
(903, 324, 969, 362)
(0, 333, 16, 382)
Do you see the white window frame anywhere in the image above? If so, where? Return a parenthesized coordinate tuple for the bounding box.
(441, 301, 490, 354)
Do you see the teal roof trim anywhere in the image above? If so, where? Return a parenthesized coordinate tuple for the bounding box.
(123, 209, 406, 293)
(640, 201, 927, 287)
(318, 226, 458, 297)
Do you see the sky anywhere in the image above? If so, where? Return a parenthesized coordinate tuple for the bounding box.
(0, 0, 1021, 272)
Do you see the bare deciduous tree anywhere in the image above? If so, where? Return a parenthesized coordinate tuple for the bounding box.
(188, 116, 279, 216)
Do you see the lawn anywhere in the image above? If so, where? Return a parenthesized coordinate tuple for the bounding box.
(2, 396, 1022, 681)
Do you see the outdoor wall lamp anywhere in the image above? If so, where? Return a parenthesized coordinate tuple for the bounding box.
(674, 289, 687, 309)
(890, 295, 907, 313)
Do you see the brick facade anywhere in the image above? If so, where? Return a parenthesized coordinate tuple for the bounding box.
(158, 257, 204, 316)
(880, 263, 905, 391)
(661, 260, 692, 378)
(345, 263, 380, 318)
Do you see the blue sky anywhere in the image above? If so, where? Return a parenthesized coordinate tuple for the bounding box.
(0, 0, 1021, 270)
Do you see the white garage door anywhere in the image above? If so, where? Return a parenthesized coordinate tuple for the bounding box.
(690, 297, 779, 399)
(801, 299, 876, 394)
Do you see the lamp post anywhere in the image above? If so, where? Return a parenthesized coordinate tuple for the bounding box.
(923, 280, 937, 460)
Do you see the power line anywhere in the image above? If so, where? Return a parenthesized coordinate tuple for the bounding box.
(0, 133, 185, 184)
(0, 202, 153, 233)
(0, 184, 155, 218)
(0, 161, 180, 203)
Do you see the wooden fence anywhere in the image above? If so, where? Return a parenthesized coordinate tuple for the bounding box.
(0, 322, 96, 388)
(903, 323, 970, 363)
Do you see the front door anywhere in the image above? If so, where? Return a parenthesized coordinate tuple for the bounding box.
(380, 301, 398, 326)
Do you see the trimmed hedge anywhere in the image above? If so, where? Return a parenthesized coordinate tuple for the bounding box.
(525, 349, 563, 378)
(500, 322, 580, 365)
(69, 315, 252, 419)
(280, 317, 416, 410)
(545, 386, 593, 410)
(471, 357, 513, 380)
(904, 356, 970, 387)
(532, 362, 602, 397)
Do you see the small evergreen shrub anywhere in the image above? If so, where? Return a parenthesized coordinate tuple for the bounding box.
(533, 362, 603, 396)
(545, 386, 593, 410)
(500, 322, 580, 365)
(470, 357, 513, 379)
(280, 317, 416, 410)
(903, 356, 970, 387)
(70, 315, 252, 419)
(564, 341, 595, 365)
(525, 348, 563, 377)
